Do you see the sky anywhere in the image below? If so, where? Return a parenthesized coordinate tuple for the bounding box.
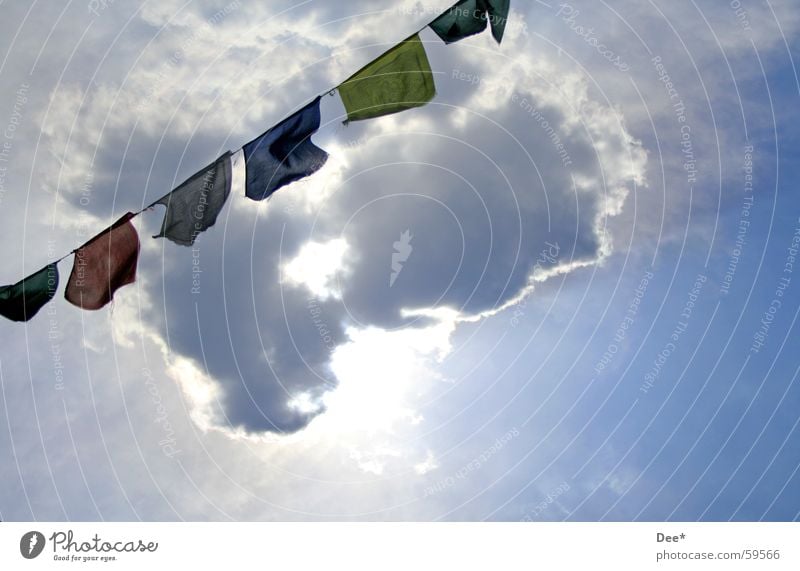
(0, 0, 799, 521)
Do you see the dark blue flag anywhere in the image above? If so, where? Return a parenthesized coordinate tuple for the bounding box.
(243, 97, 329, 201)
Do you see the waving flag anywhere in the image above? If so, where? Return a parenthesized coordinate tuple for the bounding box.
(337, 34, 436, 123)
(65, 213, 140, 310)
(0, 264, 59, 322)
(430, 0, 510, 45)
(243, 97, 328, 201)
(0, 4, 513, 325)
(153, 152, 232, 246)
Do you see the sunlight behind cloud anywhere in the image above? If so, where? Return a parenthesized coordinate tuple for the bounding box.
(320, 318, 456, 434)
(282, 238, 350, 300)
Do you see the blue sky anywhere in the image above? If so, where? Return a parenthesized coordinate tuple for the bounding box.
(0, 0, 799, 521)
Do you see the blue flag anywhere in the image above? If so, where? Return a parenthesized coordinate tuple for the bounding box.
(243, 97, 329, 201)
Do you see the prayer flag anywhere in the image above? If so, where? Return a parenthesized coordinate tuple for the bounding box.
(337, 34, 436, 123)
(65, 213, 140, 310)
(230, 148, 246, 198)
(243, 97, 328, 201)
(153, 152, 232, 246)
(430, 0, 510, 45)
(0, 264, 59, 322)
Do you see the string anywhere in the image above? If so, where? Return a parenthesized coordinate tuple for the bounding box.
(33, 2, 457, 274)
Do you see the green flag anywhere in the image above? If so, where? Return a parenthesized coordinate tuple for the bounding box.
(338, 34, 436, 123)
(0, 264, 59, 322)
(430, 0, 510, 45)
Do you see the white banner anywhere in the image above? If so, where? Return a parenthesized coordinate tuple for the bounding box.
(0, 523, 797, 570)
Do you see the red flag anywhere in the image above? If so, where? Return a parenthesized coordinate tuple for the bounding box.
(65, 212, 140, 310)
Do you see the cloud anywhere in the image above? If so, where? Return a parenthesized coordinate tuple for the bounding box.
(22, 0, 649, 441)
(283, 238, 350, 300)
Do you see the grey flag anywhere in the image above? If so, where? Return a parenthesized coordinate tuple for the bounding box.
(153, 151, 233, 246)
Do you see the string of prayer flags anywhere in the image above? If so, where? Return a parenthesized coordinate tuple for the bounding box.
(65, 213, 140, 310)
(0, 264, 59, 322)
(243, 97, 328, 201)
(430, 0, 510, 45)
(337, 34, 436, 123)
(152, 151, 233, 246)
(0, 3, 516, 324)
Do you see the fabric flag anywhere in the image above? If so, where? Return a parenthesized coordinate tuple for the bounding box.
(242, 97, 328, 201)
(230, 148, 247, 198)
(0, 264, 59, 322)
(152, 151, 232, 246)
(429, 0, 510, 45)
(65, 212, 140, 310)
(337, 34, 436, 123)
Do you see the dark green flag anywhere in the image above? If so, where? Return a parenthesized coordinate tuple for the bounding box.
(338, 34, 436, 123)
(0, 264, 59, 322)
(430, 0, 510, 45)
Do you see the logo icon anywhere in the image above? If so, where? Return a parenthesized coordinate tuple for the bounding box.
(20, 531, 45, 559)
(390, 230, 413, 287)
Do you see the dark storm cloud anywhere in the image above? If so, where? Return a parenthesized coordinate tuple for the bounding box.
(137, 202, 347, 434)
(314, 99, 606, 327)
(144, 65, 633, 435)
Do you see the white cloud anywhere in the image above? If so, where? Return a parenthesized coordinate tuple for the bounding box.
(415, 451, 439, 475)
(315, 317, 455, 435)
(282, 238, 350, 300)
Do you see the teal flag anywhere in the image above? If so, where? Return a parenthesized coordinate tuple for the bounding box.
(0, 264, 59, 322)
(338, 34, 436, 123)
(430, 0, 510, 45)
